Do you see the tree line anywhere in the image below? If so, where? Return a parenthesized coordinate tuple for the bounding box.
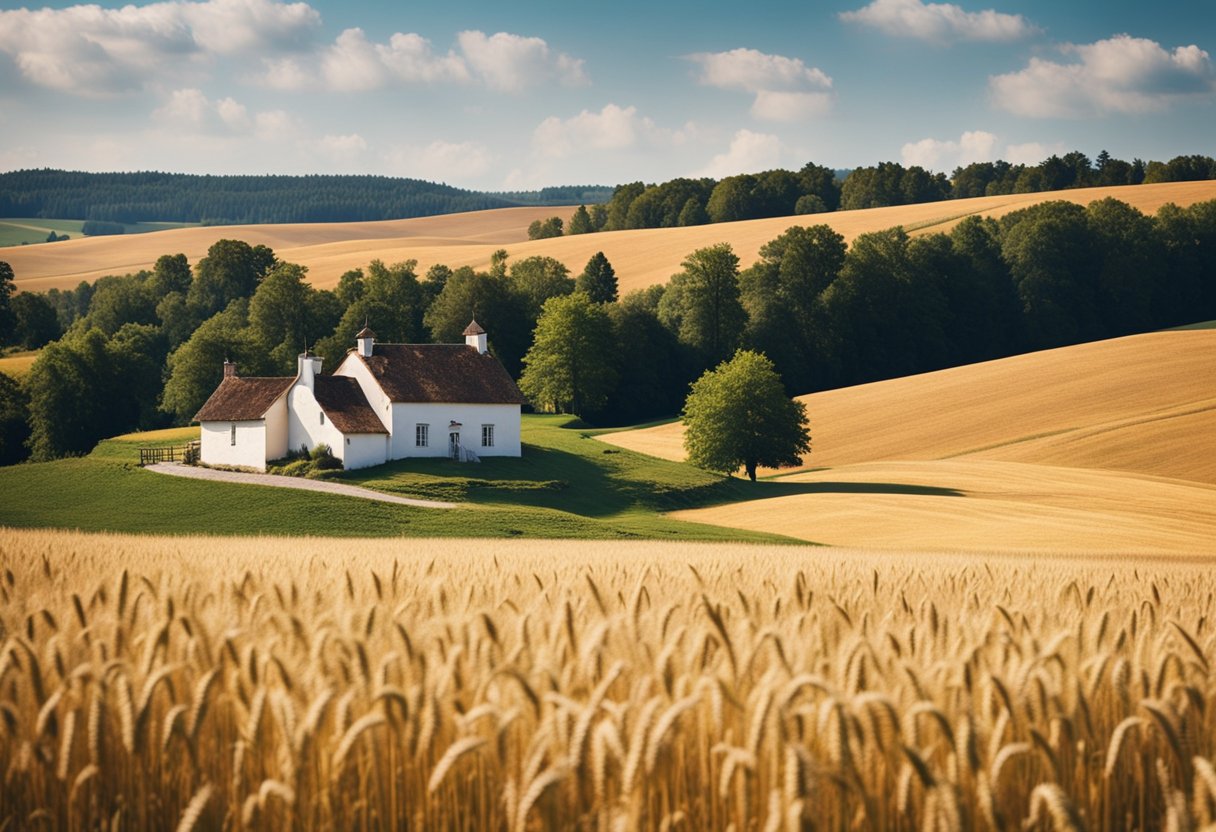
(1, 194, 1214, 466)
(526, 151, 1216, 239)
(0, 171, 591, 225)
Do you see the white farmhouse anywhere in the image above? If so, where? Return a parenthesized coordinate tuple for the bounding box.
(193, 321, 525, 470)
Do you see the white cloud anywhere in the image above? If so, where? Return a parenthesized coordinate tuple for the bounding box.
(696, 130, 783, 178)
(901, 129, 998, 170)
(152, 88, 292, 137)
(386, 140, 494, 182)
(840, 0, 1036, 43)
(688, 48, 830, 92)
(318, 28, 469, 91)
(1004, 141, 1066, 165)
(990, 34, 1216, 117)
(0, 0, 320, 95)
(456, 30, 586, 92)
(687, 48, 833, 122)
(314, 133, 368, 166)
(532, 104, 693, 158)
(751, 91, 834, 122)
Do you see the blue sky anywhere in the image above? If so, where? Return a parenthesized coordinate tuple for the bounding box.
(0, 0, 1211, 190)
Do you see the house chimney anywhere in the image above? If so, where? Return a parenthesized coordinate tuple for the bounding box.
(223, 359, 237, 378)
(297, 349, 323, 389)
(463, 319, 487, 354)
(356, 325, 376, 358)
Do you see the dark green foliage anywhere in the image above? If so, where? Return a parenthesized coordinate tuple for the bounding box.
(187, 239, 276, 319)
(0, 372, 30, 465)
(567, 205, 594, 235)
(682, 350, 811, 481)
(576, 252, 618, 304)
(148, 253, 191, 299)
(678, 197, 709, 226)
(10, 291, 61, 348)
(840, 162, 950, 210)
(316, 260, 427, 367)
(25, 325, 167, 460)
(81, 220, 124, 236)
(1085, 198, 1165, 337)
(519, 293, 617, 415)
(0, 169, 519, 224)
(660, 243, 746, 366)
(526, 216, 564, 239)
(161, 299, 270, 423)
(590, 299, 686, 424)
(0, 261, 15, 344)
(79, 274, 158, 335)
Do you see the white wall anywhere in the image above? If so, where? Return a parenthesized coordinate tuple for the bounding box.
(333, 354, 393, 430)
(342, 434, 389, 470)
(200, 420, 269, 470)
(287, 383, 346, 459)
(390, 403, 521, 459)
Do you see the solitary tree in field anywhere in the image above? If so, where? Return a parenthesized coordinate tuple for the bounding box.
(682, 350, 810, 482)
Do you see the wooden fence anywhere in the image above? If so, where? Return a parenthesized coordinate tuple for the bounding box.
(138, 441, 200, 466)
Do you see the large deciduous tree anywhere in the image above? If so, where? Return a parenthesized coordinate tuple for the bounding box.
(682, 350, 811, 482)
(660, 243, 747, 366)
(187, 239, 276, 318)
(519, 293, 617, 416)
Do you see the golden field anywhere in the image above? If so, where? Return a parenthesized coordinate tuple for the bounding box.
(0, 351, 39, 378)
(601, 331, 1216, 552)
(2, 528, 1215, 830)
(8, 181, 1216, 295)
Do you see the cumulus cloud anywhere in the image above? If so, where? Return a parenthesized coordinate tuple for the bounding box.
(532, 104, 692, 158)
(696, 130, 783, 178)
(901, 130, 998, 170)
(152, 88, 292, 141)
(990, 34, 1216, 117)
(259, 27, 584, 93)
(457, 30, 586, 92)
(687, 48, 833, 122)
(386, 140, 494, 182)
(0, 0, 319, 95)
(1004, 141, 1066, 165)
(839, 0, 1036, 42)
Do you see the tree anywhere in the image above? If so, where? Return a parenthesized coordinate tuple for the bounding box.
(422, 267, 532, 375)
(659, 243, 746, 365)
(0, 371, 30, 466)
(316, 260, 427, 368)
(187, 239, 276, 318)
(678, 197, 709, 226)
(526, 216, 564, 240)
(10, 291, 61, 348)
(509, 256, 575, 319)
(248, 262, 315, 371)
(80, 274, 157, 335)
(147, 253, 191, 299)
(682, 350, 810, 481)
(519, 293, 617, 415)
(576, 252, 618, 303)
(0, 261, 16, 345)
(161, 300, 269, 423)
(567, 205, 594, 235)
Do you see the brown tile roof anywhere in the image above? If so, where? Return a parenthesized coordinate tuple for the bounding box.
(356, 326, 376, 339)
(356, 344, 526, 405)
(462, 320, 486, 336)
(194, 377, 292, 422)
(314, 376, 388, 434)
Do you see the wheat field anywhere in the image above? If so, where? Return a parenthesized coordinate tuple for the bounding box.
(2, 528, 1215, 830)
(9, 181, 1216, 294)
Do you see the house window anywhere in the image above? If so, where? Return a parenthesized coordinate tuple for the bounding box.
(346, 437, 350, 446)
(416, 424, 429, 447)
(230, 423, 236, 446)
(320, 411, 325, 425)
(481, 424, 494, 447)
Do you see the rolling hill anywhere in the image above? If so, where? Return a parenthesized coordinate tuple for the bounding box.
(7, 181, 1216, 294)
(601, 330, 1216, 553)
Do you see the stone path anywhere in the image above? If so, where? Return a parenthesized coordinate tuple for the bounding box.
(145, 463, 458, 509)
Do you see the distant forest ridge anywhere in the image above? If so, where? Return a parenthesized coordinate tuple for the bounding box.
(0, 170, 612, 225)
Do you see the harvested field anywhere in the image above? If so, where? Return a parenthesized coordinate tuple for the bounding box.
(2, 528, 1215, 830)
(605, 330, 1216, 551)
(8, 181, 1216, 294)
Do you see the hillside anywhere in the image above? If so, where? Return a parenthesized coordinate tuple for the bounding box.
(602, 330, 1216, 552)
(8, 180, 1216, 293)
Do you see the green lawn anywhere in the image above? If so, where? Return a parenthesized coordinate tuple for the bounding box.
(0, 415, 809, 542)
(0, 218, 199, 247)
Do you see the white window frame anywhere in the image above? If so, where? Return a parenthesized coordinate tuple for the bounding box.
(416, 423, 429, 447)
(481, 424, 494, 448)
(230, 423, 236, 446)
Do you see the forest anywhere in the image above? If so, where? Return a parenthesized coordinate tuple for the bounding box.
(1, 193, 1214, 466)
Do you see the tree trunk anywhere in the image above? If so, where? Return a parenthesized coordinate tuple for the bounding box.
(746, 461, 757, 482)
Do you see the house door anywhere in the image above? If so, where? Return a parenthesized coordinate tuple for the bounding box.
(449, 432, 460, 459)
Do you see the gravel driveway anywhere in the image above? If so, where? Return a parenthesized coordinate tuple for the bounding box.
(146, 463, 457, 509)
